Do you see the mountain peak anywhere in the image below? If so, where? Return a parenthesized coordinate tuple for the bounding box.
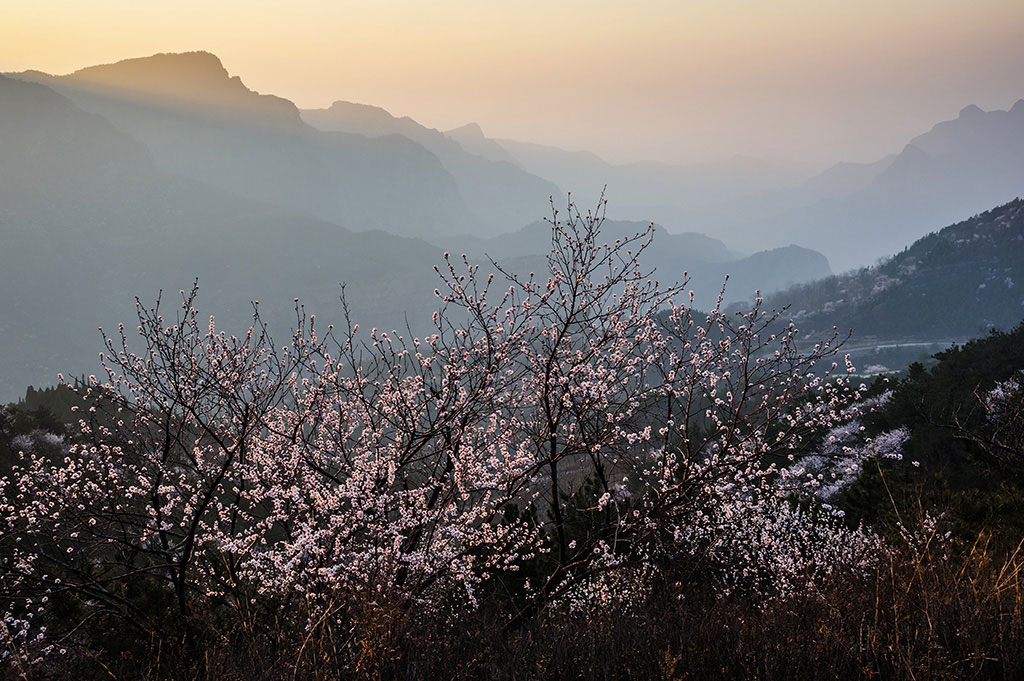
(443, 121, 522, 165)
(329, 99, 387, 112)
(958, 103, 984, 119)
(325, 100, 396, 122)
(1011, 99, 1024, 115)
(69, 51, 231, 91)
(62, 51, 300, 126)
(448, 122, 485, 138)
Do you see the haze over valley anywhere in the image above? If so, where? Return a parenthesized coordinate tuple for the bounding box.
(2, 46, 1023, 400)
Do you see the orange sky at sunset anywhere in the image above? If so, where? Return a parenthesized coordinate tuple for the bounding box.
(3, 0, 1023, 166)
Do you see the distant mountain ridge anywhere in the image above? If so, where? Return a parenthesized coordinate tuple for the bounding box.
(6, 49, 1018, 395)
(725, 101, 1024, 271)
(303, 100, 421, 138)
(797, 154, 898, 202)
(445, 122, 524, 166)
(14, 53, 482, 238)
(410, 99, 1024, 273)
(438, 220, 735, 263)
(0, 73, 448, 401)
(59, 51, 303, 126)
(302, 101, 559, 234)
(1, 64, 826, 402)
(434, 219, 831, 308)
(491, 137, 815, 231)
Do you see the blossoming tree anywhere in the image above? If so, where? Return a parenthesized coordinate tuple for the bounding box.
(1, 196, 876, 665)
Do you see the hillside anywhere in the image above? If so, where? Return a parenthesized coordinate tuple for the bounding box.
(759, 199, 1024, 368)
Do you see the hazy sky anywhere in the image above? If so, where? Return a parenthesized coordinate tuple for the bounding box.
(3, 0, 1023, 166)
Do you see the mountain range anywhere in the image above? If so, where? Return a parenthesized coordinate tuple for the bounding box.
(16, 50, 1023, 273)
(435, 220, 830, 308)
(719, 101, 1024, 271)
(300, 100, 559, 234)
(2, 49, 1022, 399)
(413, 98, 1024, 274)
(0, 51, 843, 398)
(16, 52, 480, 238)
(0, 72, 444, 400)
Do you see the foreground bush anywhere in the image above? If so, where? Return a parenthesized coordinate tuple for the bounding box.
(0, 197, 948, 678)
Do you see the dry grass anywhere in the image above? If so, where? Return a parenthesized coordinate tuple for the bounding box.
(8, 531, 1024, 681)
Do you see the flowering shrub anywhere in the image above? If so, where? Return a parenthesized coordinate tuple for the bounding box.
(790, 392, 910, 502)
(979, 371, 1024, 468)
(0, 196, 875, 670)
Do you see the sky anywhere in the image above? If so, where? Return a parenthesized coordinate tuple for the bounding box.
(2, 0, 1024, 167)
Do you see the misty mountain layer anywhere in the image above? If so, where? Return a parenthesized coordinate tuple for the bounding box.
(434, 220, 831, 308)
(17, 52, 482, 239)
(3, 50, 1021, 399)
(0, 73, 446, 400)
(302, 102, 559, 234)
(702, 102, 1024, 271)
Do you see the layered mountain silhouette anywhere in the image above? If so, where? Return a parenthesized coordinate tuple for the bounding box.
(434, 220, 830, 309)
(440, 221, 734, 263)
(445, 122, 524, 166)
(718, 102, 1024, 271)
(0, 73, 447, 400)
(427, 101, 1024, 273)
(0, 51, 839, 399)
(15, 52, 480, 238)
(5, 49, 1017, 397)
(41, 50, 302, 124)
(301, 102, 559, 234)
(491, 138, 813, 232)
